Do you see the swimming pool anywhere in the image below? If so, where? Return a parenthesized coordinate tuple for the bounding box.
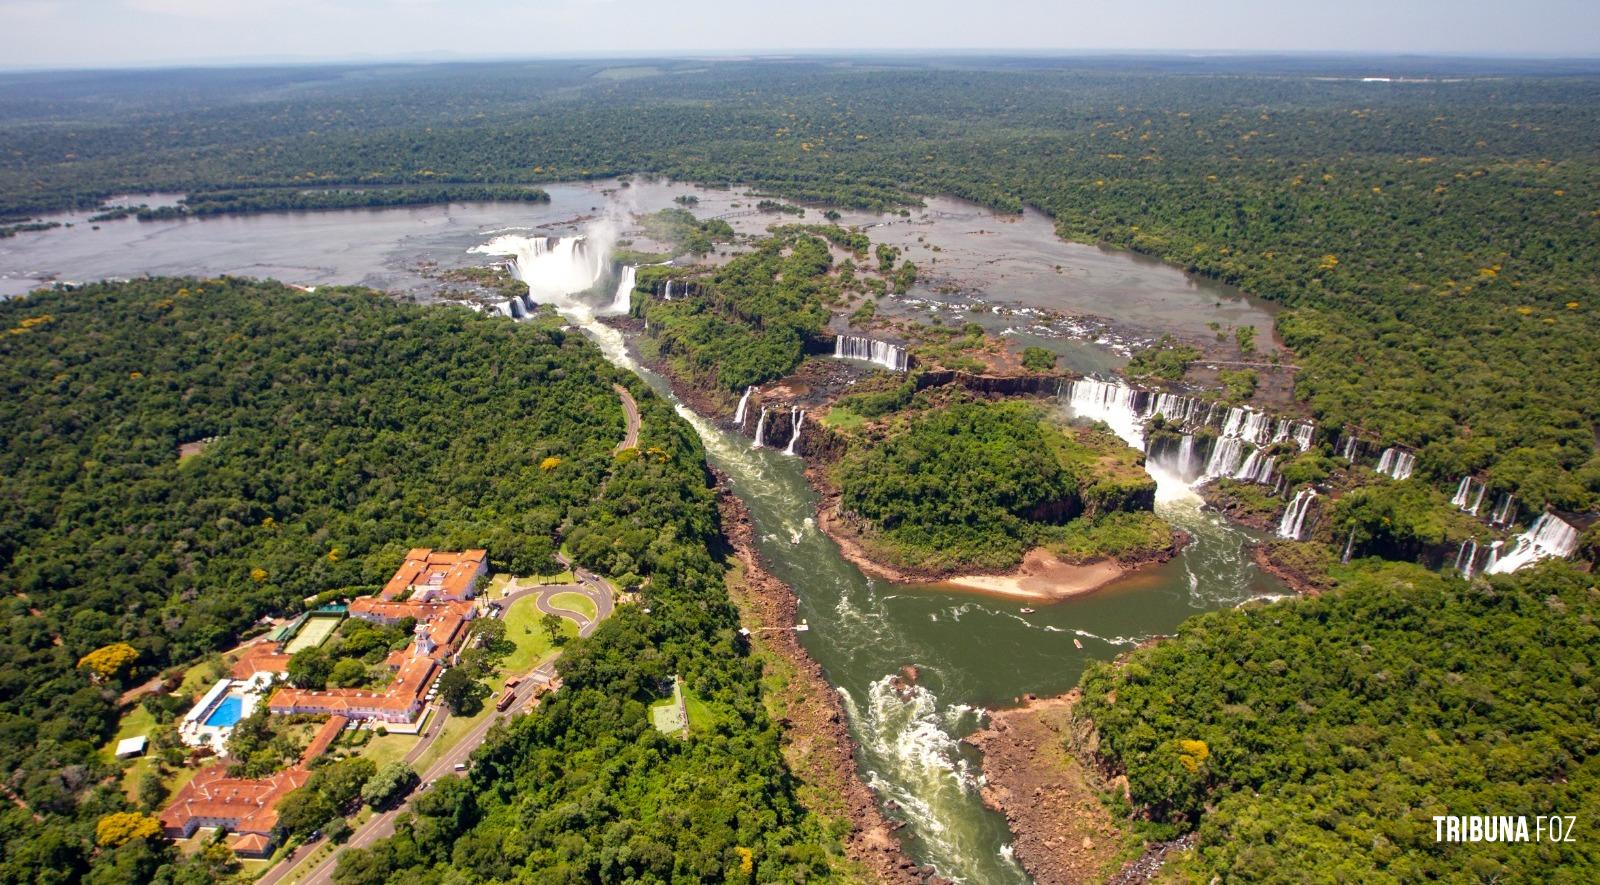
(203, 694, 245, 728)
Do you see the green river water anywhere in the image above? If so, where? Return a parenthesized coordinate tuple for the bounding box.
(568, 308, 1284, 883)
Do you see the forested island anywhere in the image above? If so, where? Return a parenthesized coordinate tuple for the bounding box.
(2, 54, 1598, 884)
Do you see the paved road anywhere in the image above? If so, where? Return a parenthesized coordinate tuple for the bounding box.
(282, 663, 560, 885)
(263, 566, 615, 885)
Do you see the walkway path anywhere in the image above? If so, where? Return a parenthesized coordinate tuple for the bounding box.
(613, 383, 640, 453)
(278, 662, 562, 885)
(261, 564, 616, 885)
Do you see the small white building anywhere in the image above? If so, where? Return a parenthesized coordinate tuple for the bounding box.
(114, 735, 148, 759)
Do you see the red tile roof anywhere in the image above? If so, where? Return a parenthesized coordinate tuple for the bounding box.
(158, 764, 311, 838)
(380, 548, 487, 602)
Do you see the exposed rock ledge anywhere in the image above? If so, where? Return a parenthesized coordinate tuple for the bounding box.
(964, 691, 1134, 884)
(715, 480, 924, 884)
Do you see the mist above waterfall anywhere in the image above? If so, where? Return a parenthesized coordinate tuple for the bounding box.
(471, 204, 631, 317)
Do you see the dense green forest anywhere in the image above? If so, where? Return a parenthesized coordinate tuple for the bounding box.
(1, 57, 1594, 509)
(0, 280, 845, 882)
(134, 184, 550, 219)
(833, 397, 1163, 570)
(1076, 560, 1600, 881)
(639, 230, 835, 391)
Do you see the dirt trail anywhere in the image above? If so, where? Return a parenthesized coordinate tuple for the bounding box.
(613, 383, 640, 452)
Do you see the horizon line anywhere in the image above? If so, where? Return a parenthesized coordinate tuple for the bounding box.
(5, 47, 1600, 76)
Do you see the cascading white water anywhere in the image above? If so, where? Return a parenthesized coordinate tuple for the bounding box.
(1233, 449, 1275, 484)
(472, 234, 608, 306)
(1292, 422, 1315, 452)
(784, 407, 806, 456)
(732, 386, 755, 427)
(834, 335, 910, 372)
(1451, 477, 1489, 516)
(1146, 432, 1208, 483)
(1376, 447, 1416, 480)
(1485, 539, 1503, 572)
(1485, 512, 1580, 574)
(1340, 435, 1359, 462)
(608, 264, 638, 315)
(1205, 437, 1247, 479)
(1454, 538, 1479, 578)
(751, 407, 768, 449)
(1062, 379, 1148, 448)
(1150, 392, 1204, 425)
(663, 279, 674, 300)
(1341, 528, 1356, 563)
(1271, 419, 1291, 446)
(1470, 484, 1486, 516)
(1277, 488, 1317, 540)
(1490, 493, 1517, 527)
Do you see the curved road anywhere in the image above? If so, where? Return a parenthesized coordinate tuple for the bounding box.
(261, 569, 613, 885)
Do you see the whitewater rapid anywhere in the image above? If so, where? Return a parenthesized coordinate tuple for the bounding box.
(479, 231, 1269, 884)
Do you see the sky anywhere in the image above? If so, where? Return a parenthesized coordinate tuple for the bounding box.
(1, 0, 1596, 70)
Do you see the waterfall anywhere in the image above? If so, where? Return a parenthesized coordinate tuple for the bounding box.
(833, 335, 910, 372)
(1271, 419, 1291, 445)
(784, 407, 806, 456)
(1376, 448, 1415, 480)
(1451, 476, 1487, 514)
(1485, 512, 1580, 574)
(1205, 437, 1247, 479)
(1340, 528, 1356, 563)
(1233, 449, 1275, 485)
(1454, 538, 1479, 578)
(608, 265, 637, 315)
(1292, 422, 1315, 452)
(1178, 434, 1202, 479)
(1063, 378, 1149, 449)
(1145, 433, 1210, 484)
(732, 386, 755, 427)
(1490, 493, 1517, 527)
(1150, 392, 1204, 426)
(663, 279, 674, 300)
(1221, 407, 1272, 445)
(471, 234, 607, 306)
(1340, 435, 1359, 462)
(751, 407, 768, 449)
(1485, 540, 1503, 573)
(1277, 488, 1318, 540)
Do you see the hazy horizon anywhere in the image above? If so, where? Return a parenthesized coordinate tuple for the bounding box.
(2, 0, 1597, 72)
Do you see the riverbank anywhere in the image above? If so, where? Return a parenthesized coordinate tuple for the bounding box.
(817, 503, 1185, 602)
(964, 691, 1138, 884)
(715, 481, 923, 885)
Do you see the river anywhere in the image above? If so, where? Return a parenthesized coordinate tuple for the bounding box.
(3, 181, 1284, 881)
(486, 249, 1278, 881)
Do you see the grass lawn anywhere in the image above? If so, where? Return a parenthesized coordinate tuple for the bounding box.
(527, 569, 575, 586)
(819, 404, 867, 433)
(499, 595, 575, 675)
(415, 706, 494, 771)
(359, 731, 420, 769)
(681, 688, 715, 736)
(548, 591, 598, 622)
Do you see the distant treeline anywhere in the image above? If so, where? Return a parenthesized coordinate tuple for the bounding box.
(0, 58, 1596, 506)
(134, 184, 550, 219)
